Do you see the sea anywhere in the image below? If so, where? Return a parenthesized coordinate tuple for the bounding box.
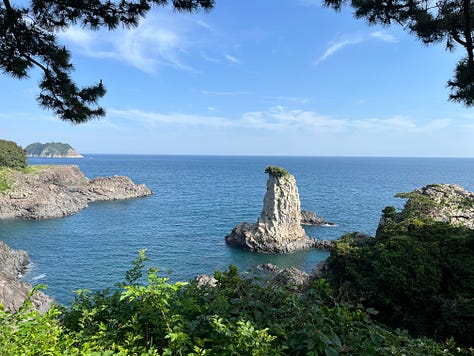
(1, 155, 474, 305)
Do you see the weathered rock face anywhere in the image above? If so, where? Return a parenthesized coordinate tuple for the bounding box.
(377, 184, 474, 236)
(225, 170, 317, 253)
(0, 165, 152, 220)
(81, 176, 152, 201)
(259, 263, 311, 291)
(0, 241, 53, 314)
(416, 184, 474, 228)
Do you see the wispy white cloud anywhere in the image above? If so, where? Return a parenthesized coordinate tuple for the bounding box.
(193, 19, 214, 32)
(201, 90, 252, 96)
(59, 14, 245, 73)
(370, 30, 398, 43)
(108, 106, 450, 134)
(109, 109, 233, 128)
(224, 53, 242, 64)
(261, 95, 312, 105)
(351, 116, 416, 130)
(59, 13, 208, 74)
(315, 30, 398, 64)
(314, 34, 364, 65)
(200, 52, 221, 63)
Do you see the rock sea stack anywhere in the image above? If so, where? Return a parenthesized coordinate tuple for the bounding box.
(0, 165, 152, 220)
(225, 166, 319, 253)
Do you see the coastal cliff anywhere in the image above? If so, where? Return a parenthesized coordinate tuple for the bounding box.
(0, 165, 152, 220)
(225, 166, 319, 253)
(0, 241, 53, 313)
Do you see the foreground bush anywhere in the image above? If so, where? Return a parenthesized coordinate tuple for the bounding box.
(326, 221, 474, 346)
(1, 250, 469, 355)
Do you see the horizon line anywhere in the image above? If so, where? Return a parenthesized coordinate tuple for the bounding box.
(28, 153, 474, 159)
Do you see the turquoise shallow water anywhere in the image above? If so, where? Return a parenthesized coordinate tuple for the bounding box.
(1, 155, 474, 305)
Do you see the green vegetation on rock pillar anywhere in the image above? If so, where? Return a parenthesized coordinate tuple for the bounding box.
(264, 165, 290, 178)
(0, 139, 27, 169)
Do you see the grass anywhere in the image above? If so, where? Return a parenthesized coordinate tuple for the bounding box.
(0, 165, 47, 193)
(0, 167, 14, 193)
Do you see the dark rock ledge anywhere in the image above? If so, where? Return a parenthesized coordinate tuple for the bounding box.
(301, 210, 335, 226)
(0, 165, 152, 220)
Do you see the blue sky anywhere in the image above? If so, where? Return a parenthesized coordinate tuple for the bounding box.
(2, 0, 474, 156)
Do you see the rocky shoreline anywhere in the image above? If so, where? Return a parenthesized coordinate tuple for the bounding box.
(0, 241, 53, 313)
(0, 165, 152, 312)
(0, 165, 152, 220)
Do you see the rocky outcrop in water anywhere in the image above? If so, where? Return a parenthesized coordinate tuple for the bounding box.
(0, 165, 152, 220)
(301, 210, 335, 226)
(225, 167, 318, 253)
(376, 183, 474, 236)
(0, 241, 53, 313)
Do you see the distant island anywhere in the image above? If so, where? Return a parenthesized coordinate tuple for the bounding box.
(25, 142, 83, 158)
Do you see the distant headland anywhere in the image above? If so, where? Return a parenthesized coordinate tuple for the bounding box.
(25, 142, 83, 158)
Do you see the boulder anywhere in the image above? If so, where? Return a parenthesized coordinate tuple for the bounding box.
(225, 167, 317, 253)
(259, 263, 312, 291)
(301, 210, 335, 226)
(195, 274, 218, 288)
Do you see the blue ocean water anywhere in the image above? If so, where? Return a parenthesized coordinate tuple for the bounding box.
(1, 155, 474, 305)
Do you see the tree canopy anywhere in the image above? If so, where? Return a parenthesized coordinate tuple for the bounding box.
(0, 139, 27, 169)
(0, 0, 214, 123)
(324, 0, 474, 106)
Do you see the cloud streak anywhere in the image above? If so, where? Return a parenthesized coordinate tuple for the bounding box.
(315, 30, 398, 65)
(314, 34, 364, 65)
(108, 106, 451, 135)
(59, 13, 211, 74)
(224, 53, 242, 64)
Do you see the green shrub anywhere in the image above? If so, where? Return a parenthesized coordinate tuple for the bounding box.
(59, 251, 468, 355)
(1, 251, 469, 354)
(264, 165, 290, 178)
(0, 139, 27, 169)
(326, 223, 474, 345)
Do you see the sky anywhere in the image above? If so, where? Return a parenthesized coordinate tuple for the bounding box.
(2, 0, 474, 157)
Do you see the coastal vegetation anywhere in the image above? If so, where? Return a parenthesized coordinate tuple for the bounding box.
(0, 250, 469, 355)
(264, 165, 290, 178)
(0, 165, 49, 194)
(0, 139, 27, 170)
(325, 192, 474, 347)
